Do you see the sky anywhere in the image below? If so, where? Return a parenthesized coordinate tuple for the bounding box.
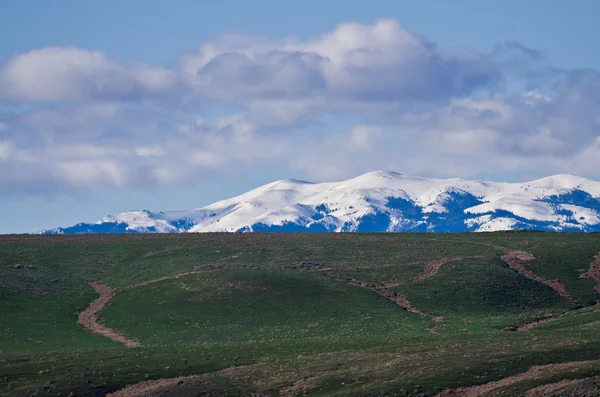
(1, 0, 600, 233)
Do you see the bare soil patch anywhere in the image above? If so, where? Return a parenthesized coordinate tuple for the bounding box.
(484, 243, 576, 304)
(525, 378, 587, 397)
(369, 285, 444, 322)
(78, 282, 140, 347)
(79, 269, 242, 346)
(581, 252, 600, 294)
(106, 376, 199, 397)
(503, 316, 556, 332)
(107, 365, 251, 397)
(342, 256, 487, 322)
(386, 256, 487, 287)
(436, 360, 598, 397)
(279, 376, 317, 396)
(344, 256, 487, 322)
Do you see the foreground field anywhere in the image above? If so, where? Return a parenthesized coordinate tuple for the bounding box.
(1, 232, 600, 396)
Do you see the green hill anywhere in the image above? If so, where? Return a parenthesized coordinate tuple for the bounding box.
(1, 232, 600, 396)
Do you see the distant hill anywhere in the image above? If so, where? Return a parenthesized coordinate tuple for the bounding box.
(42, 171, 600, 234)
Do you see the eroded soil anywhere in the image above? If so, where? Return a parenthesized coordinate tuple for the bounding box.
(581, 252, 600, 294)
(106, 376, 199, 397)
(525, 378, 587, 397)
(437, 360, 598, 397)
(385, 255, 487, 287)
(77, 282, 140, 347)
(503, 316, 556, 332)
(345, 256, 484, 322)
(485, 243, 577, 304)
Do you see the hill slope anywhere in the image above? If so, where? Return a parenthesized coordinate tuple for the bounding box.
(42, 171, 600, 234)
(2, 232, 600, 396)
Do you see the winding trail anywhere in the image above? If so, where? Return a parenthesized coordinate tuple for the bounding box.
(581, 252, 600, 294)
(347, 256, 486, 322)
(78, 282, 141, 347)
(79, 270, 215, 347)
(436, 360, 598, 397)
(483, 243, 577, 304)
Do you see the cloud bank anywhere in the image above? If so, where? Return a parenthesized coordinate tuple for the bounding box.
(1, 19, 599, 195)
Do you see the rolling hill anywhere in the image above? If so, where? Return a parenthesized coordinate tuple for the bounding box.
(2, 232, 600, 396)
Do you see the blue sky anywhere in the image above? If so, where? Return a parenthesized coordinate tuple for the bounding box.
(1, 0, 600, 233)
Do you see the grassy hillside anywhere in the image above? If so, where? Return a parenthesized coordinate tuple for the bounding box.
(1, 232, 599, 396)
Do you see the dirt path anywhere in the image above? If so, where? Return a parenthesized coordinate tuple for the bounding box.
(106, 375, 199, 397)
(385, 256, 487, 287)
(525, 378, 587, 397)
(436, 360, 597, 397)
(504, 316, 556, 332)
(345, 256, 484, 322)
(581, 252, 600, 294)
(78, 282, 140, 347)
(106, 365, 252, 397)
(122, 271, 204, 290)
(369, 285, 444, 322)
(79, 270, 215, 347)
(483, 243, 577, 304)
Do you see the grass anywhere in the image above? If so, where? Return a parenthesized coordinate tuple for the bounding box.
(0, 232, 599, 396)
(397, 257, 570, 317)
(0, 290, 118, 354)
(102, 269, 430, 346)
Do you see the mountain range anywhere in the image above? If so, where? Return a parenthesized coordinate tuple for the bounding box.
(41, 171, 600, 234)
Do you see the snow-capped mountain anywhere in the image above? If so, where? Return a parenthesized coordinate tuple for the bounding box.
(41, 171, 600, 234)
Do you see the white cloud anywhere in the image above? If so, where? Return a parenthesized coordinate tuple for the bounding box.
(190, 151, 223, 167)
(55, 160, 126, 188)
(0, 47, 178, 101)
(0, 19, 600, 196)
(135, 146, 166, 157)
(182, 19, 499, 111)
(348, 125, 381, 150)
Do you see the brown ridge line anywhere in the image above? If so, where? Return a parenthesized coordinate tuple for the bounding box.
(436, 360, 598, 397)
(580, 252, 600, 294)
(78, 282, 141, 348)
(483, 243, 577, 304)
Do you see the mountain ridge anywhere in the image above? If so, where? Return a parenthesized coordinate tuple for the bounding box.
(41, 171, 600, 234)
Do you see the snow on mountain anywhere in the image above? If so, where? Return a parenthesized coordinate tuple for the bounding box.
(41, 171, 600, 234)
